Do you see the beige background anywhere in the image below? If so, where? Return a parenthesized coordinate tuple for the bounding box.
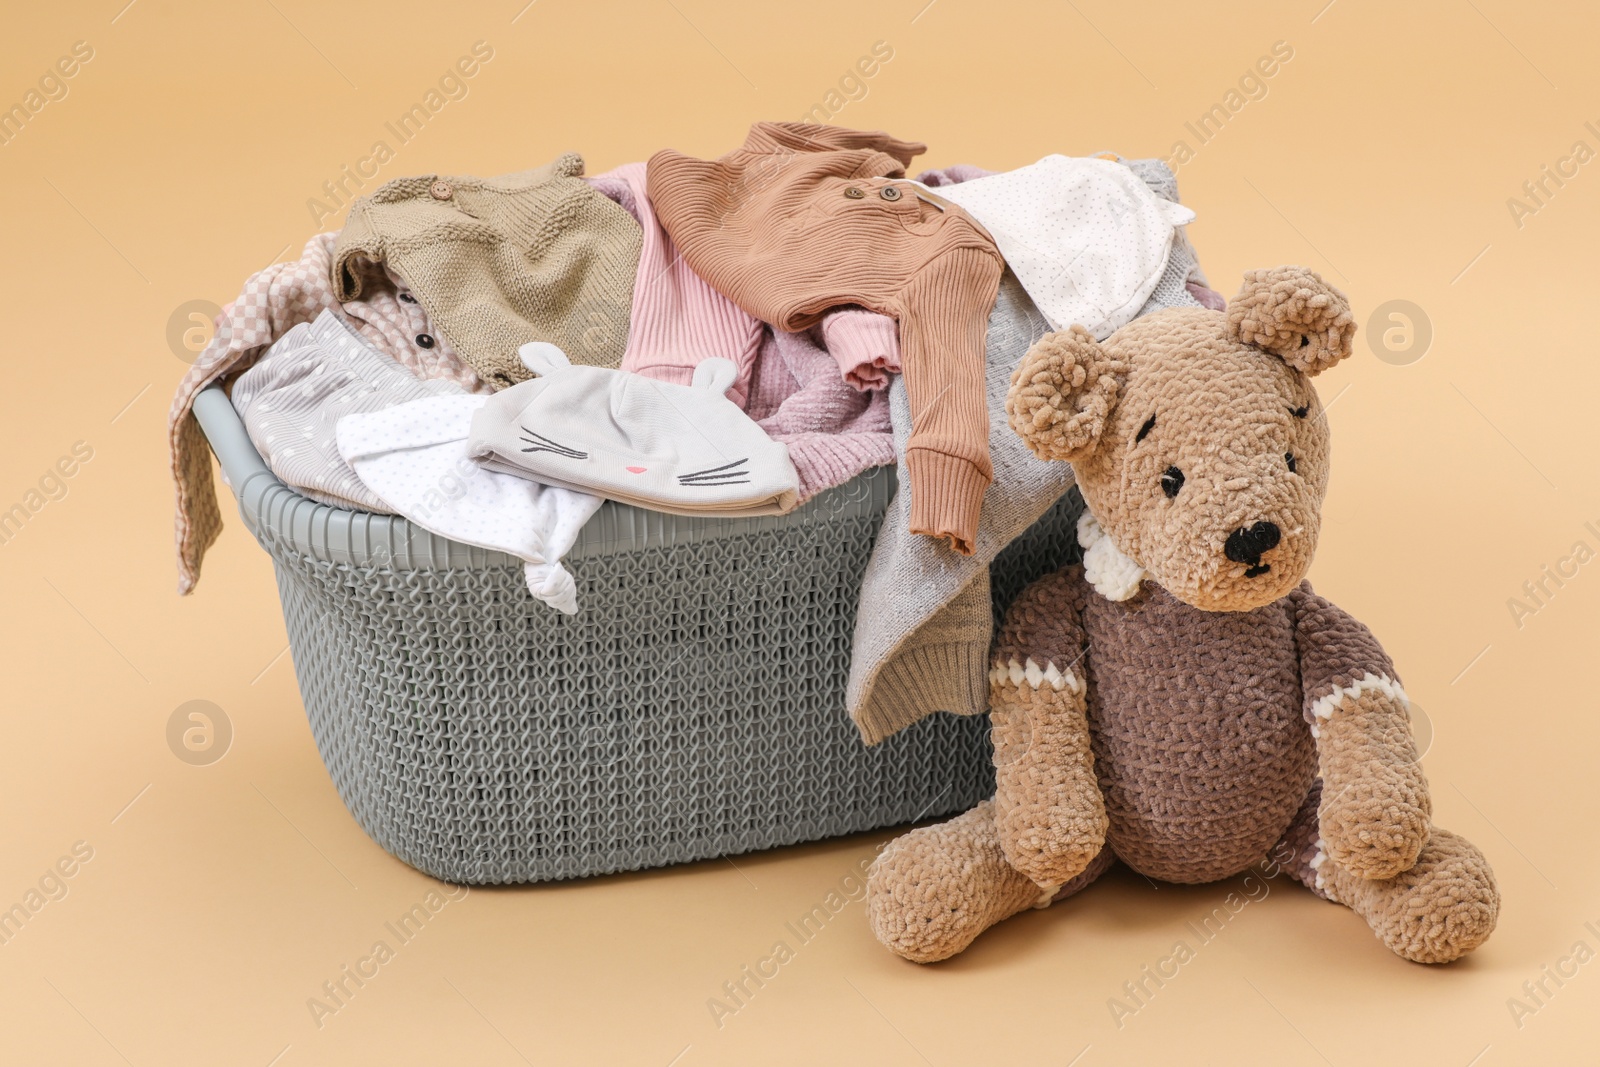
(2, 0, 1597, 1063)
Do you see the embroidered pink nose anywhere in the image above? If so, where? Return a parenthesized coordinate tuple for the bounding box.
(625, 466, 647, 474)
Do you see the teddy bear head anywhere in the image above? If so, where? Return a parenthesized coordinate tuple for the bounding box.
(1006, 266, 1357, 612)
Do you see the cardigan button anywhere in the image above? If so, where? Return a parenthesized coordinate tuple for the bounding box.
(879, 185, 902, 201)
(429, 180, 453, 200)
(843, 186, 865, 199)
(415, 333, 436, 349)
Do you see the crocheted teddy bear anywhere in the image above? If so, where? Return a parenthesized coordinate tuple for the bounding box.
(866, 266, 1500, 965)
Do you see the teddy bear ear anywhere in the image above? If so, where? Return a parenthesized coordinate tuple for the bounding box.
(1226, 266, 1356, 376)
(1005, 325, 1127, 462)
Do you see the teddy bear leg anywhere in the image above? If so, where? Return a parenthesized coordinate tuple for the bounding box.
(1271, 780, 1330, 891)
(867, 799, 1097, 963)
(1046, 843, 1117, 903)
(1271, 783, 1498, 963)
(1317, 826, 1500, 964)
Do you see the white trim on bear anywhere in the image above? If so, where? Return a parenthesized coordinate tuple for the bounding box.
(1307, 672, 1408, 738)
(1309, 836, 1332, 897)
(987, 656, 1082, 694)
(1077, 510, 1146, 601)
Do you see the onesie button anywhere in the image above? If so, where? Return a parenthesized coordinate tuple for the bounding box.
(415, 333, 435, 349)
(843, 186, 865, 199)
(429, 180, 453, 200)
(879, 185, 902, 201)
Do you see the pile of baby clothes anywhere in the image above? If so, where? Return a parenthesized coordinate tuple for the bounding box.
(168, 122, 1222, 730)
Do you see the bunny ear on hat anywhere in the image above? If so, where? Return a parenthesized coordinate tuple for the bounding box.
(518, 341, 573, 377)
(691, 358, 740, 398)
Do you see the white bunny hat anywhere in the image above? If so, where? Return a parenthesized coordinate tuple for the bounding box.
(465, 343, 800, 518)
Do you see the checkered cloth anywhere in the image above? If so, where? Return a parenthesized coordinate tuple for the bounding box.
(169, 232, 486, 594)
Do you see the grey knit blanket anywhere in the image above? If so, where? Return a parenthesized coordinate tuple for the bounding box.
(847, 159, 1206, 743)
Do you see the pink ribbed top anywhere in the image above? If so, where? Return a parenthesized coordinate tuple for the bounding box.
(591, 163, 764, 405)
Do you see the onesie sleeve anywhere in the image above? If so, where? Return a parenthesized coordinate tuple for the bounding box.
(894, 244, 1004, 555)
(819, 308, 901, 392)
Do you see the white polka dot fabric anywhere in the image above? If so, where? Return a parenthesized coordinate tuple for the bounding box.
(336, 395, 601, 615)
(232, 310, 469, 513)
(171, 232, 487, 594)
(924, 155, 1196, 339)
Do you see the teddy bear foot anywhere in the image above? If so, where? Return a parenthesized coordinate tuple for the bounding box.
(1320, 826, 1500, 964)
(866, 801, 1045, 963)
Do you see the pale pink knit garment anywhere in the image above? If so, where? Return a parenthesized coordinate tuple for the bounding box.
(1186, 281, 1227, 310)
(745, 323, 895, 502)
(914, 163, 997, 187)
(587, 166, 892, 496)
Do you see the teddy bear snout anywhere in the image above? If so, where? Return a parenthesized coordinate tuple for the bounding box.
(1224, 521, 1281, 575)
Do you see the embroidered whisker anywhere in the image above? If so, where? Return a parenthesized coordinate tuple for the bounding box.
(679, 458, 748, 479)
(519, 428, 587, 459)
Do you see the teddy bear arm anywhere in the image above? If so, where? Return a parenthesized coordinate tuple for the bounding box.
(989, 568, 1108, 892)
(990, 678, 1106, 892)
(1289, 584, 1431, 881)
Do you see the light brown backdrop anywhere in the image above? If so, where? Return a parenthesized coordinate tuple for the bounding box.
(1, 1, 1596, 1063)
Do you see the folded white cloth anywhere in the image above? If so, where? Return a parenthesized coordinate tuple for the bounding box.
(336, 395, 601, 614)
(923, 154, 1196, 339)
(468, 343, 800, 517)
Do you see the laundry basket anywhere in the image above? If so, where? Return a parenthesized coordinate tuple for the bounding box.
(193, 382, 1083, 884)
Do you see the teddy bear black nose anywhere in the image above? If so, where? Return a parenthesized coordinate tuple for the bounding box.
(1225, 521, 1281, 568)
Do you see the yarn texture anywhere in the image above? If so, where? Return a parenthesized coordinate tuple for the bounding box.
(866, 267, 1499, 966)
(1225, 265, 1356, 376)
(333, 153, 643, 390)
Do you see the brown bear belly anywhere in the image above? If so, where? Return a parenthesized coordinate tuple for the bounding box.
(1081, 587, 1317, 884)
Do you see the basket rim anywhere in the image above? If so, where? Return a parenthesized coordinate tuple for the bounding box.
(192, 382, 897, 571)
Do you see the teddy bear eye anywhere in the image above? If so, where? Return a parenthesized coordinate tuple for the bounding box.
(1299, 335, 1311, 348)
(1161, 466, 1184, 498)
(1289, 405, 1309, 419)
(1286, 452, 1297, 473)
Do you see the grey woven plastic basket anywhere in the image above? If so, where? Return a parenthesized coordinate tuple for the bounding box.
(193, 382, 1082, 884)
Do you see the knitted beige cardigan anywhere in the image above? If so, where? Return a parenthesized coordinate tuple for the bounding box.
(333, 153, 642, 390)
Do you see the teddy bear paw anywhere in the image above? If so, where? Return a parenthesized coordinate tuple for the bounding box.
(866, 801, 1042, 963)
(1318, 773, 1431, 881)
(1323, 827, 1500, 964)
